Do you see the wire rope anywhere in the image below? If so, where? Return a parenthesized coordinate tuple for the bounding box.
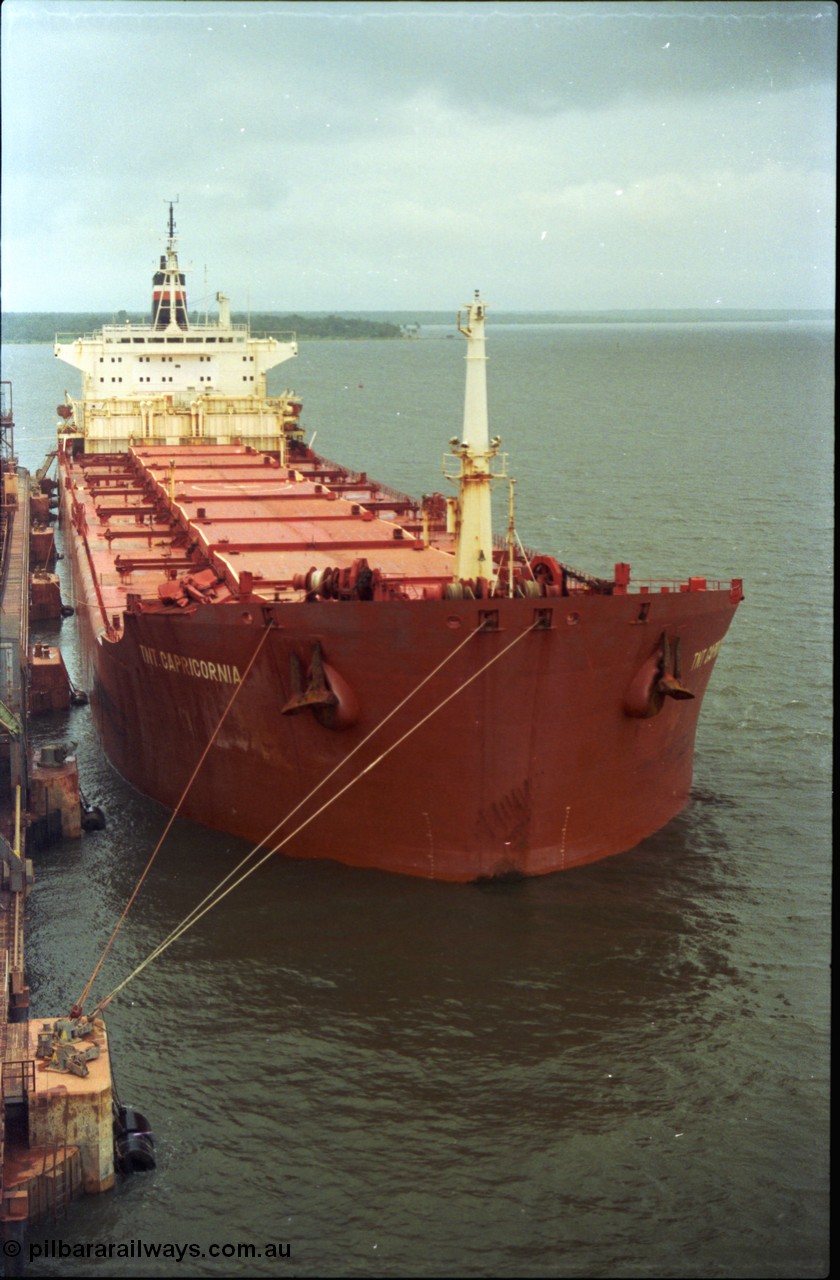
(93, 619, 538, 1012)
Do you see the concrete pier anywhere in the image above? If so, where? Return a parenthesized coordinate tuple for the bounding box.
(1, 385, 117, 1251)
(29, 746, 82, 841)
(29, 571, 64, 622)
(26, 1020, 115, 1194)
(28, 644, 73, 714)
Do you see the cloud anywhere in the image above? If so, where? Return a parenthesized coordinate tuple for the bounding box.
(1, 0, 835, 310)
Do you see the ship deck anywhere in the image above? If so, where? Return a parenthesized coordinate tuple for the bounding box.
(63, 444, 461, 627)
(62, 442, 741, 639)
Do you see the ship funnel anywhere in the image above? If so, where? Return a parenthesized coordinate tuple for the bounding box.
(151, 202, 189, 330)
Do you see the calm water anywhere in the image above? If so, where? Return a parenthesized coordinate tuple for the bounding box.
(1, 319, 831, 1277)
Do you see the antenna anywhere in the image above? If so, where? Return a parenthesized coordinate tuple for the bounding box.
(165, 196, 180, 241)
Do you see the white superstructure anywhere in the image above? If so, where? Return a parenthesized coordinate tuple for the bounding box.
(54, 206, 300, 456)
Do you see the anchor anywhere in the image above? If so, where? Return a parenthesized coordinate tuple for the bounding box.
(624, 632, 695, 719)
(281, 642, 360, 730)
(281, 643, 339, 718)
(657, 633, 694, 702)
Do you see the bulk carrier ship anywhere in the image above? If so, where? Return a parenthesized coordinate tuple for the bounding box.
(51, 208, 742, 881)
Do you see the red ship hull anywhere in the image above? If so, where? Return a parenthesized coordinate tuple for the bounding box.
(50, 221, 742, 880)
(59, 447, 740, 880)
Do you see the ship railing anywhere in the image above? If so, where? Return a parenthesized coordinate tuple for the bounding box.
(492, 531, 538, 560)
(308, 452, 422, 515)
(54, 324, 297, 344)
(627, 577, 731, 594)
(1, 1058, 37, 1103)
(55, 322, 250, 341)
(69, 499, 116, 633)
(249, 331, 298, 343)
(0, 508, 11, 592)
(97, 571, 134, 589)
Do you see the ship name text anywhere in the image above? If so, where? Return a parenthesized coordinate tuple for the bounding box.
(139, 644, 242, 685)
(691, 638, 724, 670)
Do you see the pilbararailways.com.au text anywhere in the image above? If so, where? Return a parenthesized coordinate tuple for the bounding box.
(21, 1239, 292, 1263)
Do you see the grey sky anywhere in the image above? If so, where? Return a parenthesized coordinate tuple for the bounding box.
(1, 0, 835, 311)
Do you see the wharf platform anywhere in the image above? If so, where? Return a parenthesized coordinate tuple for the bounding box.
(1, 424, 31, 1016)
(1, 390, 115, 1264)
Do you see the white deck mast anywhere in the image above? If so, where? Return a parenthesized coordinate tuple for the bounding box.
(449, 292, 503, 582)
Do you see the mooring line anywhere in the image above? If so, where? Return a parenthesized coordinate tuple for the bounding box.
(75, 619, 275, 1012)
(106, 618, 486, 975)
(81, 617, 478, 1014)
(93, 619, 537, 1013)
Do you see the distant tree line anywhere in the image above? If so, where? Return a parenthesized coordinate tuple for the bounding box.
(241, 312, 403, 339)
(2, 311, 404, 343)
